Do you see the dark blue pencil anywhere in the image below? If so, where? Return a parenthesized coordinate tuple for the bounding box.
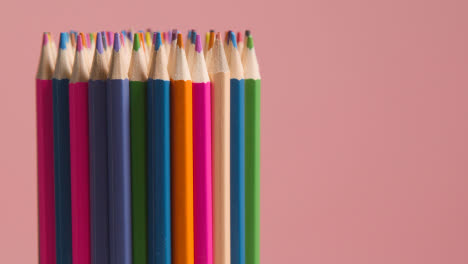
(147, 32, 172, 264)
(229, 32, 246, 264)
(107, 33, 132, 264)
(89, 32, 110, 264)
(52, 32, 73, 264)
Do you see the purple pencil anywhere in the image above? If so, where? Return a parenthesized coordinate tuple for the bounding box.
(191, 34, 213, 264)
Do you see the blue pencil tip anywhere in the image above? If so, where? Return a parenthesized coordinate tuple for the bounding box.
(155, 32, 162, 51)
(59, 32, 67, 50)
(230, 31, 237, 49)
(191, 30, 197, 44)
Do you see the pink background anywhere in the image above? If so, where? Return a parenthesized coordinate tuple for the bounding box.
(1, 0, 468, 263)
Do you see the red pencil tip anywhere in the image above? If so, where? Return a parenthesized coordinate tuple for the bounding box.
(216, 32, 221, 40)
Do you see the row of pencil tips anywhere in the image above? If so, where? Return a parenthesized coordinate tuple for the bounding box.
(37, 29, 260, 82)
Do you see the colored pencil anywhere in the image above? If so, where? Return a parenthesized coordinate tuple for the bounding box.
(228, 32, 245, 264)
(243, 35, 260, 264)
(88, 32, 110, 264)
(37, 32, 56, 264)
(147, 32, 171, 264)
(53, 32, 73, 264)
(191, 34, 213, 264)
(107, 33, 132, 264)
(129, 33, 149, 264)
(171, 33, 194, 264)
(69, 34, 91, 264)
(208, 33, 231, 264)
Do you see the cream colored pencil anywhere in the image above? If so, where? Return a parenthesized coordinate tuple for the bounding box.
(208, 32, 230, 264)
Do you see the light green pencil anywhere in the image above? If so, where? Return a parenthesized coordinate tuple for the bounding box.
(244, 35, 261, 264)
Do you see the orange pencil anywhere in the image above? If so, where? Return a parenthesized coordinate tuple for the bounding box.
(171, 33, 194, 264)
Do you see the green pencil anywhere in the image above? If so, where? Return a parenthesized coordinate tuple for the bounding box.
(129, 33, 149, 264)
(244, 35, 261, 264)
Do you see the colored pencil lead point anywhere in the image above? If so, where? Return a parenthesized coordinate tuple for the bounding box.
(152, 32, 157, 45)
(237, 32, 243, 42)
(80, 33, 87, 48)
(76, 34, 83, 52)
(42, 32, 48, 46)
(114, 33, 121, 52)
(96, 32, 104, 54)
(155, 32, 162, 51)
(191, 30, 197, 44)
(195, 34, 202, 53)
(133, 33, 140, 51)
(245, 30, 251, 37)
(216, 32, 221, 40)
(177, 33, 184, 49)
(247, 35, 254, 49)
(230, 31, 237, 49)
(59, 32, 67, 49)
(172, 30, 178, 43)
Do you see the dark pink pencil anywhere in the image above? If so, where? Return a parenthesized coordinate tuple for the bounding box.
(36, 32, 56, 264)
(69, 34, 91, 264)
(191, 34, 213, 264)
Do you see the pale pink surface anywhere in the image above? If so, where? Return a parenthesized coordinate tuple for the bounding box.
(193, 82, 213, 264)
(1, 0, 468, 263)
(36, 80, 56, 264)
(69, 82, 91, 264)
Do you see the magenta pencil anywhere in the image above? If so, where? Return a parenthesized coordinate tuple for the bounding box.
(69, 34, 91, 264)
(191, 34, 213, 264)
(37, 32, 56, 264)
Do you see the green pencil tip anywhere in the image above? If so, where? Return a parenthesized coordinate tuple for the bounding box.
(133, 33, 140, 51)
(247, 35, 254, 49)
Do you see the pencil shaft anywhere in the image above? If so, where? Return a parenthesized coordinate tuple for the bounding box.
(69, 82, 91, 264)
(147, 79, 171, 264)
(244, 79, 261, 264)
(130, 80, 148, 264)
(171, 79, 194, 264)
(107, 79, 132, 264)
(211, 72, 231, 264)
(88, 80, 110, 264)
(193, 82, 213, 264)
(52, 78, 72, 264)
(36, 79, 56, 264)
(230, 79, 245, 264)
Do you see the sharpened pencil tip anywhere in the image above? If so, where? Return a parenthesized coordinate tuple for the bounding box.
(155, 32, 162, 51)
(172, 30, 178, 43)
(195, 34, 202, 53)
(245, 30, 251, 37)
(59, 32, 67, 50)
(230, 31, 237, 49)
(114, 33, 121, 52)
(216, 32, 221, 40)
(177, 33, 184, 49)
(42, 32, 48, 46)
(247, 35, 254, 49)
(191, 30, 197, 44)
(77, 34, 83, 52)
(96, 32, 104, 54)
(237, 32, 243, 42)
(133, 33, 140, 51)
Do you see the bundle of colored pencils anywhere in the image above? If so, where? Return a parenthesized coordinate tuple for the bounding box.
(36, 29, 261, 264)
